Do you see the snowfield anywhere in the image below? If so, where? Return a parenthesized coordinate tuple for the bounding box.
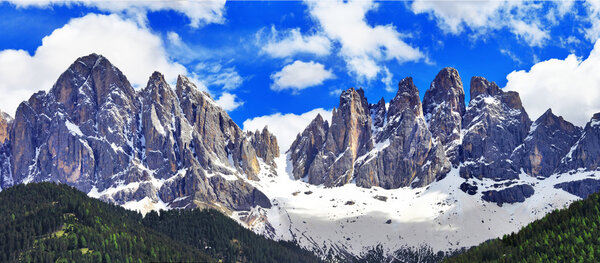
(239, 154, 586, 256)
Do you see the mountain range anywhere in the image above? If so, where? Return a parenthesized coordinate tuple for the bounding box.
(1, 54, 600, 257)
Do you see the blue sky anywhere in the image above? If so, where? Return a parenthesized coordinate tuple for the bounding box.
(1, 0, 600, 150)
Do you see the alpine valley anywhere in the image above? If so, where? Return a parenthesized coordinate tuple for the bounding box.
(2, 54, 600, 259)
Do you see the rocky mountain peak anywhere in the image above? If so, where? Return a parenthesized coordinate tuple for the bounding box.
(592, 112, 600, 124)
(370, 97, 386, 129)
(470, 76, 501, 100)
(0, 111, 10, 144)
(461, 76, 531, 180)
(288, 113, 329, 180)
(301, 87, 373, 186)
(142, 71, 177, 108)
(560, 112, 600, 172)
(538, 109, 579, 131)
(512, 108, 581, 177)
(388, 77, 422, 119)
(0, 110, 11, 190)
(423, 67, 465, 118)
(49, 54, 137, 128)
(338, 87, 369, 114)
(422, 67, 466, 165)
(248, 126, 280, 167)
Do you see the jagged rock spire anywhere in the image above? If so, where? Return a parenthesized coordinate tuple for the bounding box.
(305, 87, 373, 186)
(370, 97, 386, 130)
(388, 77, 422, 119)
(511, 108, 581, 177)
(422, 67, 465, 165)
(461, 76, 531, 180)
(470, 76, 501, 101)
(560, 112, 600, 172)
(288, 113, 329, 180)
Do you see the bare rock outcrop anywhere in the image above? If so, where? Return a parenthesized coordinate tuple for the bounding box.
(422, 67, 465, 165)
(460, 76, 532, 180)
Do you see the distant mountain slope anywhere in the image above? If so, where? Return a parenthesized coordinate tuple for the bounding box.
(445, 191, 600, 262)
(0, 182, 320, 263)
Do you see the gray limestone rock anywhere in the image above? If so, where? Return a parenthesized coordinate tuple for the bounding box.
(481, 184, 534, 205)
(460, 76, 532, 180)
(306, 88, 373, 186)
(422, 67, 465, 165)
(354, 77, 450, 188)
(559, 113, 600, 172)
(554, 179, 600, 199)
(288, 114, 329, 180)
(512, 109, 581, 177)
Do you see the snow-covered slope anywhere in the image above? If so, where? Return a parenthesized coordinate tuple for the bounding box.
(232, 154, 586, 256)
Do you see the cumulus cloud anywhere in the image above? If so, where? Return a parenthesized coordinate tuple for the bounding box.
(4, 0, 226, 27)
(262, 27, 331, 58)
(215, 92, 244, 111)
(0, 13, 189, 116)
(242, 108, 332, 152)
(504, 39, 600, 127)
(270, 60, 334, 92)
(410, 0, 557, 47)
(305, 0, 423, 79)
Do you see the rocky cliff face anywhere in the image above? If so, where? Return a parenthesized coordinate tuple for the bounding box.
(460, 76, 532, 180)
(354, 77, 450, 188)
(249, 127, 280, 167)
(512, 109, 581, 177)
(0, 111, 11, 190)
(288, 114, 328, 180)
(559, 113, 600, 172)
(0, 111, 9, 144)
(291, 78, 450, 189)
(304, 88, 373, 186)
(422, 67, 465, 165)
(1, 54, 276, 213)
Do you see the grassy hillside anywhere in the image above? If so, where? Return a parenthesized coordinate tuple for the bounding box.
(446, 192, 600, 262)
(0, 182, 320, 263)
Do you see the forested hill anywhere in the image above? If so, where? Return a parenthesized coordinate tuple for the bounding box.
(446, 192, 600, 262)
(0, 182, 320, 263)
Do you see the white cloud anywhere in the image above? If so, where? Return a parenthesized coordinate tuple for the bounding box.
(242, 108, 332, 152)
(381, 66, 394, 92)
(270, 60, 334, 92)
(262, 27, 331, 58)
(305, 0, 423, 79)
(215, 92, 244, 111)
(5, 0, 226, 28)
(504, 39, 600, 127)
(167, 31, 184, 46)
(410, 0, 557, 47)
(0, 13, 189, 116)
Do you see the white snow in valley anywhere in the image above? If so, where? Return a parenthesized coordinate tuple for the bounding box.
(238, 154, 587, 255)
